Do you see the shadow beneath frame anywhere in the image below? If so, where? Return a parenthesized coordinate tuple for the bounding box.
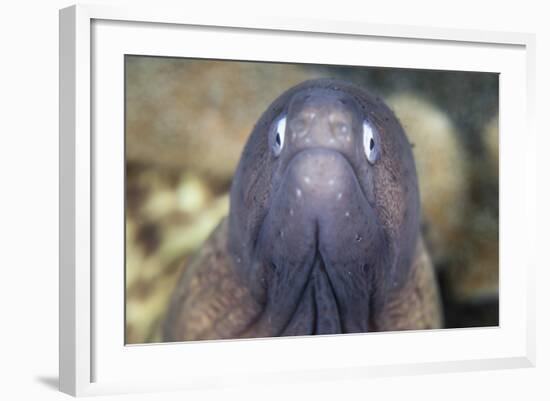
(36, 376, 59, 391)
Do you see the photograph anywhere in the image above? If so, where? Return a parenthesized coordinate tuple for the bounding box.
(124, 56, 499, 344)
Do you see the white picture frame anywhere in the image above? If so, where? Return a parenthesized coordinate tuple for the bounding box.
(59, 4, 536, 397)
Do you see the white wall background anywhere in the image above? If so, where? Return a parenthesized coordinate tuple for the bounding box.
(0, 0, 547, 399)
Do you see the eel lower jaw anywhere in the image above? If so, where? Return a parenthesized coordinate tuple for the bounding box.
(271, 249, 339, 336)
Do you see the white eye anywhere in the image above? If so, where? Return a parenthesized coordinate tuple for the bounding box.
(363, 120, 379, 164)
(272, 116, 286, 156)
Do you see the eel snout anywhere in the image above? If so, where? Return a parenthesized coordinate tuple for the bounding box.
(269, 146, 379, 266)
(285, 148, 361, 207)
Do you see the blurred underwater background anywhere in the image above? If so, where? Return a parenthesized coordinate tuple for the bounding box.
(124, 56, 499, 344)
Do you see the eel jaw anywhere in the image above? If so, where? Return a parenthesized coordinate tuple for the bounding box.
(242, 148, 384, 337)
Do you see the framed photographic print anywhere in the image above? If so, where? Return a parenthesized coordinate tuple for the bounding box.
(59, 4, 536, 396)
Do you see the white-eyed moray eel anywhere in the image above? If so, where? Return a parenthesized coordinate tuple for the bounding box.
(163, 79, 443, 341)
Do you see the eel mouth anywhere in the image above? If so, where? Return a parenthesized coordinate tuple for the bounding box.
(277, 248, 343, 336)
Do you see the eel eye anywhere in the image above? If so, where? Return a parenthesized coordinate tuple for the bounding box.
(272, 116, 286, 157)
(363, 120, 379, 164)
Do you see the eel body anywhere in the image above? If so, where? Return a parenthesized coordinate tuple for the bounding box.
(163, 79, 443, 341)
